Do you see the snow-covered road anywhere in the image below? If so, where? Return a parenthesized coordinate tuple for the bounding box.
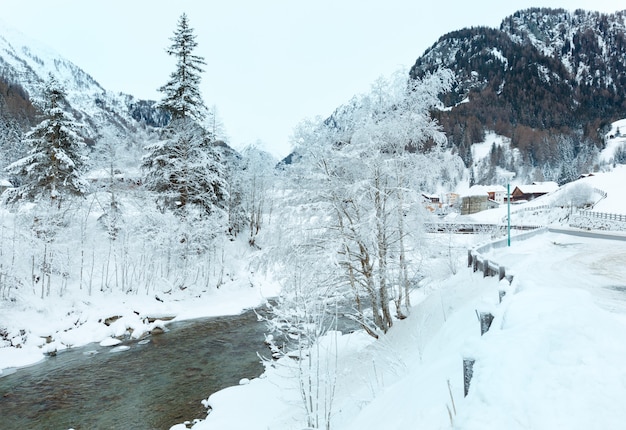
(451, 229, 626, 430)
(484, 229, 626, 313)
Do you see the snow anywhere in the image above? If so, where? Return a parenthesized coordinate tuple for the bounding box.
(99, 337, 122, 347)
(171, 166, 626, 430)
(490, 48, 508, 69)
(513, 181, 559, 195)
(600, 118, 626, 163)
(0, 18, 104, 108)
(0, 234, 280, 377)
(2, 168, 624, 430)
(470, 131, 507, 163)
(3, 158, 626, 429)
(576, 164, 626, 214)
(109, 345, 131, 353)
(461, 184, 505, 198)
(182, 226, 626, 430)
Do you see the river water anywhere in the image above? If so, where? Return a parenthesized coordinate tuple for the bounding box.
(0, 309, 267, 430)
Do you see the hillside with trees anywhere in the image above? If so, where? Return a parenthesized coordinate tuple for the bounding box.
(410, 8, 626, 184)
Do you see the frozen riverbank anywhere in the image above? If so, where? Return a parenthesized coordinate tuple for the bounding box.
(0, 258, 279, 376)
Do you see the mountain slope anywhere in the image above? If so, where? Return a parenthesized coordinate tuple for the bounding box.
(0, 19, 165, 149)
(409, 8, 626, 180)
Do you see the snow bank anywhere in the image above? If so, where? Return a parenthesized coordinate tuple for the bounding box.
(458, 282, 626, 429)
(177, 226, 626, 430)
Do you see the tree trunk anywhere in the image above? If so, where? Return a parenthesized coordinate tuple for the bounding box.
(374, 177, 393, 332)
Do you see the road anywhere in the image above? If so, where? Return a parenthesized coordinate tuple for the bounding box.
(481, 229, 626, 313)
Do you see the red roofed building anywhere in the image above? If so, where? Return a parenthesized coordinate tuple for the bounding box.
(510, 181, 558, 202)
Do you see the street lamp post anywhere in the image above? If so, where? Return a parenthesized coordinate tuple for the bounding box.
(507, 180, 511, 247)
(499, 169, 515, 247)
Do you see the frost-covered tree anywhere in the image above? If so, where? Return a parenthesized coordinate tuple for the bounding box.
(143, 119, 228, 216)
(206, 104, 228, 143)
(144, 14, 228, 219)
(157, 13, 207, 122)
(4, 75, 88, 209)
(238, 144, 276, 245)
(284, 68, 455, 337)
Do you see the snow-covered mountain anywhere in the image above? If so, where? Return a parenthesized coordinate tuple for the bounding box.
(411, 8, 626, 120)
(0, 19, 166, 142)
(409, 8, 626, 183)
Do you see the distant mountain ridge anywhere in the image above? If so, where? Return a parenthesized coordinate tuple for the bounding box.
(409, 8, 626, 176)
(3, 10, 626, 185)
(0, 19, 166, 147)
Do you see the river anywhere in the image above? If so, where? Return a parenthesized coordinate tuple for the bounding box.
(0, 309, 267, 430)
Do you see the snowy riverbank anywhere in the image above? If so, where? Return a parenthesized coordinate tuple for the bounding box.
(0, 236, 280, 375)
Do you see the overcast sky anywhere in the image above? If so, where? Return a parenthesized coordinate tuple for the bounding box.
(1, 1, 624, 157)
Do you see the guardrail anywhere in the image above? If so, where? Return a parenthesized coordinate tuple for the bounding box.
(577, 210, 626, 222)
(463, 226, 549, 396)
(467, 227, 548, 283)
(426, 222, 542, 233)
(546, 227, 626, 241)
(467, 225, 626, 282)
(463, 224, 625, 396)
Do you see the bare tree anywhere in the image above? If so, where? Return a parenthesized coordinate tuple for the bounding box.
(286, 68, 455, 337)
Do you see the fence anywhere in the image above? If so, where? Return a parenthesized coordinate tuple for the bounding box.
(577, 210, 626, 223)
(510, 204, 551, 216)
(592, 187, 608, 201)
(504, 186, 608, 221)
(466, 227, 548, 283)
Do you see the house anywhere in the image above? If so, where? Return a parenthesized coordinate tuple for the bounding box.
(422, 193, 441, 212)
(0, 179, 13, 194)
(485, 185, 506, 205)
(461, 194, 488, 215)
(578, 173, 595, 179)
(510, 181, 558, 202)
(421, 193, 440, 204)
(460, 187, 490, 215)
(459, 185, 508, 215)
(446, 192, 460, 208)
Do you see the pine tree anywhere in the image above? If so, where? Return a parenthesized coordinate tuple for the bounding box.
(4, 75, 88, 208)
(143, 120, 228, 215)
(143, 14, 228, 218)
(157, 13, 207, 122)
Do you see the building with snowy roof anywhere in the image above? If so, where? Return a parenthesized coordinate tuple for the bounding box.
(511, 181, 559, 202)
(0, 179, 13, 194)
(460, 185, 504, 214)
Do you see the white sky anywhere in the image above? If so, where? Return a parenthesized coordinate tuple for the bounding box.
(1, 1, 624, 158)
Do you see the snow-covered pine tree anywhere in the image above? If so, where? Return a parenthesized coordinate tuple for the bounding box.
(157, 13, 207, 123)
(4, 75, 88, 209)
(143, 13, 228, 217)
